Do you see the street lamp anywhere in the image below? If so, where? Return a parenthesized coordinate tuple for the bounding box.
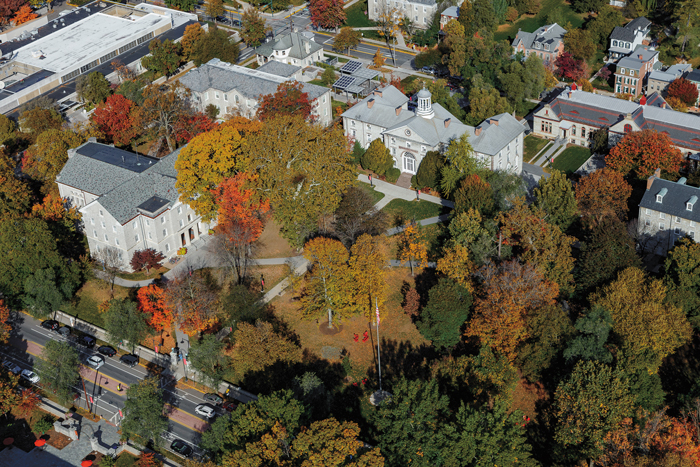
(180, 338, 190, 382)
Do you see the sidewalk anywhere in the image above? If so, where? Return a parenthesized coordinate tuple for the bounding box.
(357, 173, 454, 208)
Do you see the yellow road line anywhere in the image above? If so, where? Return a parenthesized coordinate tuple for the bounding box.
(164, 403, 205, 433)
(315, 31, 418, 56)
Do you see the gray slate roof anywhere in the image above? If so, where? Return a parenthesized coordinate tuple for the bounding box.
(256, 32, 322, 60)
(626, 17, 652, 32)
(617, 46, 658, 70)
(610, 26, 635, 43)
(386, 104, 471, 147)
(257, 60, 301, 78)
(97, 171, 179, 224)
(472, 113, 526, 156)
(687, 69, 700, 83)
(342, 86, 411, 128)
(441, 6, 458, 17)
(640, 177, 700, 223)
(649, 63, 691, 83)
(511, 23, 566, 50)
(178, 58, 328, 101)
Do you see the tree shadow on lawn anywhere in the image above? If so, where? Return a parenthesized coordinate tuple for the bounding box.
(659, 332, 700, 409)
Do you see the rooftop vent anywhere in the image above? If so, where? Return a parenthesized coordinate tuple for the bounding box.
(678, 177, 687, 185)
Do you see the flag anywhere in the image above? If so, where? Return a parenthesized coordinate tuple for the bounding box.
(375, 302, 380, 325)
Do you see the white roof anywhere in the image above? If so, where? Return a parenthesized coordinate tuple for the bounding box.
(12, 11, 170, 73)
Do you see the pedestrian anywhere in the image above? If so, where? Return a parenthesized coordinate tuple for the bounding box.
(261, 274, 265, 291)
(117, 383, 122, 392)
(369, 173, 373, 187)
(416, 189, 420, 201)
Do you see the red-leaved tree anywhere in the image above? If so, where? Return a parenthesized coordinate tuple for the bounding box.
(258, 81, 315, 122)
(554, 52, 588, 81)
(16, 388, 41, 417)
(309, 0, 346, 30)
(173, 112, 217, 144)
(606, 129, 683, 179)
(667, 77, 699, 107)
(92, 94, 142, 147)
(137, 284, 173, 333)
(130, 248, 165, 275)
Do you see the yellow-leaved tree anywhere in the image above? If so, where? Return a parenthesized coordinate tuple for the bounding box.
(350, 234, 389, 321)
(396, 222, 428, 276)
(436, 243, 474, 293)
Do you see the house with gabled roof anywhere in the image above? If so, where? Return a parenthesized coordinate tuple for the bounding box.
(613, 45, 659, 97)
(255, 31, 324, 67)
(56, 140, 211, 270)
(648, 63, 692, 95)
(511, 23, 566, 69)
(608, 17, 652, 60)
(341, 85, 526, 175)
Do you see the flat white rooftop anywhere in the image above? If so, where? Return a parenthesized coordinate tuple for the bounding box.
(12, 11, 170, 73)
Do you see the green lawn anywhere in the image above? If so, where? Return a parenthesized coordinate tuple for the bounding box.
(59, 280, 132, 328)
(356, 181, 386, 205)
(551, 146, 591, 175)
(524, 135, 550, 163)
(332, 99, 349, 119)
(343, 0, 376, 27)
(383, 199, 447, 224)
(308, 79, 329, 87)
(494, 0, 585, 42)
(325, 53, 350, 63)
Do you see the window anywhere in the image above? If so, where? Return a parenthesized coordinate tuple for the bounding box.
(166, 244, 170, 252)
(645, 208, 651, 215)
(351, 120, 355, 127)
(621, 68, 625, 74)
(235, 95, 239, 103)
(366, 124, 371, 130)
(423, 6, 426, 11)
(101, 221, 106, 228)
(323, 96, 326, 103)
(146, 220, 150, 226)
(61, 69, 81, 83)
(692, 231, 696, 239)
(80, 59, 100, 74)
(100, 50, 117, 64)
(367, 133, 371, 140)
(675, 227, 681, 235)
(692, 220, 696, 227)
(624, 86, 629, 93)
(391, 137, 396, 144)
(179, 219, 184, 228)
(630, 69, 634, 76)
(90, 218, 95, 225)
(572, 125, 577, 136)
(136, 31, 154, 45)
(161, 217, 165, 224)
(660, 212, 666, 219)
(163, 229, 167, 237)
(657, 195, 664, 203)
(93, 230, 97, 237)
(133, 221, 138, 229)
(119, 40, 138, 54)
(187, 214, 192, 222)
(112, 225, 117, 233)
(625, 77, 629, 84)
(421, 145, 426, 153)
(541, 121, 552, 133)
(406, 142, 411, 148)
(423, 16, 426, 23)
(135, 234, 139, 242)
(104, 234, 109, 241)
(645, 219, 651, 226)
(613, 40, 618, 46)
(688, 203, 694, 211)
(178, 206, 182, 215)
(148, 232, 153, 240)
(205, 92, 209, 101)
(224, 94, 228, 101)
(99, 210, 104, 217)
(660, 223, 665, 230)
(676, 216, 681, 223)
(581, 127, 586, 139)
(624, 124, 633, 133)
(215, 92, 220, 99)
(115, 238, 120, 246)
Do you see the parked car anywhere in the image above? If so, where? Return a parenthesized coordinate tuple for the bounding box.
(231, 19, 241, 27)
(195, 403, 216, 419)
(222, 400, 238, 412)
(119, 354, 139, 368)
(421, 66, 434, 74)
(41, 320, 59, 331)
(87, 355, 104, 370)
(170, 439, 193, 458)
(2, 360, 21, 375)
(203, 393, 223, 405)
(98, 346, 116, 357)
(79, 335, 96, 349)
(20, 369, 39, 384)
(57, 326, 71, 337)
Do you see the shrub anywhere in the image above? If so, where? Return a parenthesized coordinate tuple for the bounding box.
(385, 167, 401, 183)
(506, 6, 519, 22)
(177, 247, 188, 256)
(352, 140, 365, 166)
(321, 67, 337, 86)
(32, 415, 55, 434)
(361, 139, 393, 175)
(415, 150, 444, 190)
(402, 287, 421, 318)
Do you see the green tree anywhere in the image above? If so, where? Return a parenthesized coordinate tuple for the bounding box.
(141, 39, 183, 78)
(465, 85, 511, 126)
(76, 71, 112, 105)
(206, 0, 224, 18)
(554, 360, 634, 463)
(188, 334, 227, 389)
(664, 236, 700, 329)
(563, 305, 614, 364)
(240, 8, 269, 47)
(122, 377, 168, 444)
(190, 26, 241, 67)
(570, 0, 606, 12)
(516, 304, 574, 381)
(361, 139, 393, 175)
(116, 79, 145, 106)
(104, 299, 150, 353)
(36, 340, 80, 405)
(292, 372, 331, 421)
(414, 150, 444, 190)
(418, 278, 472, 351)
(534, 168, 578, 231)
(586, 6, 624, 47)
(563, 28, 596, 61)
(0, 114, 15, 147)
(18, 107, 64, 143)
(321, 67, 337, 86)
(23, 128, 86, 184)
(440, 133, 485, 197)
(333, 27, 362, 53)
(487, 170, 526, 212)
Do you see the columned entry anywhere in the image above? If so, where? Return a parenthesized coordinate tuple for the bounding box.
(402, 152, 416, 174)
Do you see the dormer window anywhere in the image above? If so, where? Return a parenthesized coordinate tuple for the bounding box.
(613, 40, 618, 46)
(544, 44, 549, 51)
(629, 69, 634, 76)
(620, 68, 625, 74)
(656, 187, 668, 203)
(535, 43, 540, 49)
(688, 195, 698, 211)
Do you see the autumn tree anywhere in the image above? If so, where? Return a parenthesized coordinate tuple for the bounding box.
(606, 129, 683, 179)
(309, 0, 346, 30)
(440, 134, 485, 197)
(240, 8, 269, 47)
(468, 260, 559, 360)
(92, 94, 142, 147)
(0, 371, 20, 417)
(349, 234, 388, 320)
(258, 81, 314, 122)
(0, 151, 31, 218)
(333, 27, 361, 53)
(534, 168, 578, 231)
(247, 115, 355, 247)
(333, 186, 389, 247)
(454, 174, 494, 216)
(361, 139, 393, 176)
(181, 23, 206, 61)
(516, 303, 574, 380)
(437, 243, 475, 292)
(206, 0, 224, 19)
(137, 284, 173, 333)
(418, 278, 472, 350)
(575, 168, 632, 227)
(301, 237, 355, 328)
(465, 86, 511, 126)
(141, 38, 183, 78)
(0, 114, 14, 147)
(593, 267, 693, 374)
(76, 71, 112, 105)
(130, 249, 165, 275)
(229, 320, 303, 382)
(397, 222, 428, 276)
(141, 82, 192, 153)
(16, 388, 41, 418)
(12, 4, 36, 25)
(554, 51, 587, 81)
(190, 26, 241, 67)
(18, 107, 63, 143)
(22, 128, 85, 185)
(165, 271, 220, 335)
(664, 237, 700, 329)
(213, 173, 270, 284)
(175, 119, 257, 221)
(0, 301, 10, 345)
(173, 112, 217, 144)
(498, 198, 575, 293)
(563, 28, 596, 61)
(668, 77, 699, 106)
(372, 48, 385, 69)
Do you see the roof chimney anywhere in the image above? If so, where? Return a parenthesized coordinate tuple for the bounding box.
(661, 101, 667, 109)
(444, 118, 451, 128)
(475, 127, 482, 136)
(396, 106, 401, 116)
(646, 167, 661, 190)
(367, 98, 375, 109)
(568, 92, 572, 98)
(374, 90, 383, 97)
(88, 137, 97, 143)
(490, 118, 499, 126)
(638, 54, 643, 59)
(640, 95, 647, 105)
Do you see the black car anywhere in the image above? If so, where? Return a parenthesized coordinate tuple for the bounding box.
(170, 439, 193, 458)
(231, 19, 241, 27)
(98, 346, 117, 357)
(41, 320, 59, 331)
(119, 354, 139, 368)
(78, 335, 96, 348)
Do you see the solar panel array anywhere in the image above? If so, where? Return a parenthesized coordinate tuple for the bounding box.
(333, 75, 356, 89)
(351, 67, 379, 80)
(340, 60, 363, 74)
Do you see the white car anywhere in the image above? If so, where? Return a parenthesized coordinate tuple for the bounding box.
(87, 355, 104, 370)
(20, 369, 40, 384)
(195, 403, 216, 419)
(2, 360, 21, 375)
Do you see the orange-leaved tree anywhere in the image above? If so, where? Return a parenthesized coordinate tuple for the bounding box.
(258, 81, 314, 122)
(165, 272, 219, 336)
(397, 222, 428, 276)
(137, 284, 173, 333)
(91, 94, 142, 147)
(173, 112, 217, 144)
(137, 452, 161, 467)
(16, 388, 40, 418)
(575, 168, 632, 228)
(0, 372, 21, 417)
(467, 260, 559, 361)
(12, 4, 37, 25)
(606, 129, 683, 179)
(349, 234, 388, 321)
(0, 300, 11, 345)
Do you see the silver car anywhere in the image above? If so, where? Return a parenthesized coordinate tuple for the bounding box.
(87, 355, 104, 370)
(195, 403, 216, 419)
(20, 369, 40, 384)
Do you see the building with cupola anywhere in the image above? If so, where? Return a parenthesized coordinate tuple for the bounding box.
(341, 85, 527, 175)
(255, 31, 324, 67)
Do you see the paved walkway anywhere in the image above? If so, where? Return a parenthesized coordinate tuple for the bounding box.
(357, 173, 455, 208)
(533, 140, 563, 166)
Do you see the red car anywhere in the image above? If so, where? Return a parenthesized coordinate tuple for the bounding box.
(222, 401, 238, 412)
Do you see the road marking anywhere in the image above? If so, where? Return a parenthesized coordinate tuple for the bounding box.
(314, 31, 418, 56)
(164, 404, 208, 433)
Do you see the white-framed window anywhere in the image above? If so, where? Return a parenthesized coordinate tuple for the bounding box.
(90, 218, 95, 225)
(148, 232, 153, 240)
(166, 243, 170, 252)
(660, 223, 665, 230)
(675, 227, 681, 235)
(224, 94, 228, 101)
(101, 221, 106, 228)
(660, 212, 665, 219)
(613, 40, 618, 46)
(406, 142, 411, 148)
(112, 225, 117, 233)
(367, 133, 371, 140)
(657, 195, 664, 203)
(187, 214, 192, 222)
(645, 219, 651, 226)
(178, 206, 182, 214)
(93, 230, 97, 237)
(421, 145, 426, 153)
(423, 5, 426, 11)
(215, 92, 219, 99)
(133, 221, 138, 229)
(691, 231, 696, 239)
(676, 216, 681, 223)
(325, 108, 328, 116)
(205, 92, 209, 100)
(351, 120, 355, 126)
(366, 124, 371, 130)
(391, 148, 395, 155)
(115, 239, 120, 246)
(423, 16, 426, 23)
(146, 220, 150, 226)
(692, 220, 696, 227)
(645, 208, 651, 215)
(620, 68, 625, 74)
(688, 203, 694, 211)
(135, 234, 139, 242)
(163, 229, 167, 236)
(104, 234, 109, 241)
(161, 217, 165, 224)
(322, 96, 326, 103)
(179, 219, 184, 228)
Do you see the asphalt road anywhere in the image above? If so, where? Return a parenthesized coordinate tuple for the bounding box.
(1, 311, 225, 459)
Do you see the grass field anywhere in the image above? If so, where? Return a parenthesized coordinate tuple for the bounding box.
(524, 135, 550, 163)
(60, 280, 131, 328)
(343, 0, 376, 27)
(383, 199, 446, 224)
(494, 0, 585, 42)
(356, 181, 386, 205)
(551, 146, 591, 175)
(308, 79, 329, 87)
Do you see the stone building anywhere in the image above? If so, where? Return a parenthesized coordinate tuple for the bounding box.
(368, 0, 438, 29)
(255, 31, 324, 67)
(511, 23, 566, 69)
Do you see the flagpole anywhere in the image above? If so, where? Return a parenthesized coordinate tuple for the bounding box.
(375, 297, 382, 392)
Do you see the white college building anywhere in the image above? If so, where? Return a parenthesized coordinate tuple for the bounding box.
(341, 85, 526, 175)
(56, 141, 211, 270)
